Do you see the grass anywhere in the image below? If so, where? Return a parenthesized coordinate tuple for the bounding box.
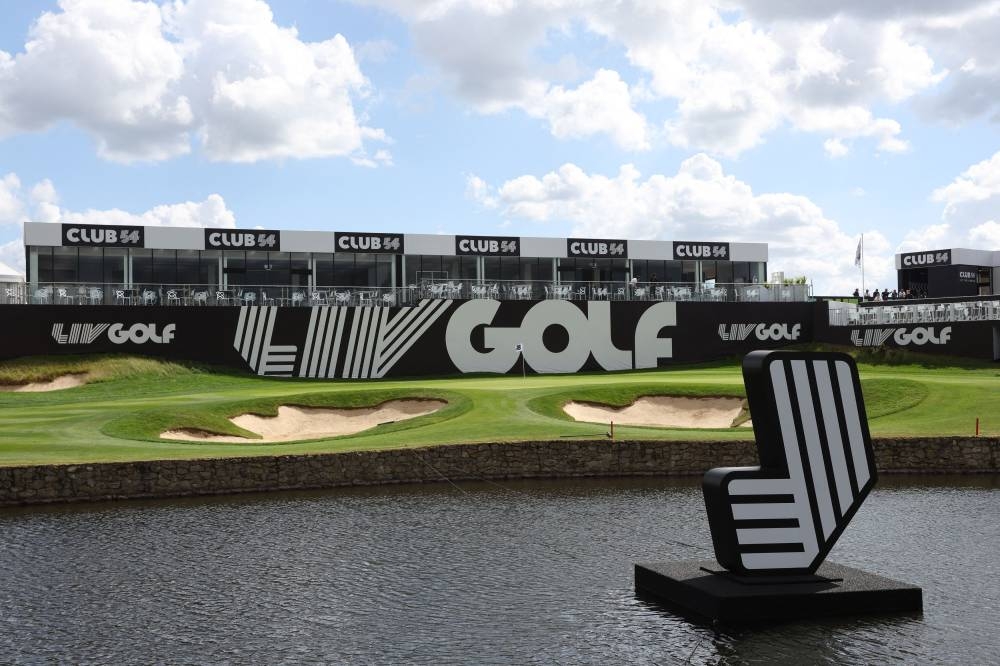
(0, 350, 995, 466)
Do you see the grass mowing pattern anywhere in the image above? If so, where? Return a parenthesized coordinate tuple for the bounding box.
(0, 351, 994, 465)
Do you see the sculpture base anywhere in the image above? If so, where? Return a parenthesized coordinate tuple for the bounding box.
(635, 559, 922, 624)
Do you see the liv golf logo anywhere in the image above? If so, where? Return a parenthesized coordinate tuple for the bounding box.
(51, 323, 176, 345)
(719, 323, 801, 342)
(850, 326, 952, 347)
(703, 351, 875, 575)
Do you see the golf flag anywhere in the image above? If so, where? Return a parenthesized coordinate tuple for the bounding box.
(854, 237, 862, 267)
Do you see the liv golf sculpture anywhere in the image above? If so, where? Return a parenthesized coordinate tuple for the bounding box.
(635, 351, 923, 623)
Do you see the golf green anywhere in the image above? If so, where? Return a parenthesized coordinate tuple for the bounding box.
(0, 352, 994, 466)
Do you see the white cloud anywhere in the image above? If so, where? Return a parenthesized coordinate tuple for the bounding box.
(0, 172, 236, 275)
(931, 149, 1000, 214)
(363, 0, 968, 157)
(469, 155, 892, 293)
(0, 0, 386, 164)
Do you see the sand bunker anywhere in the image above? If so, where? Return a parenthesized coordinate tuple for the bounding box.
(162, 399, 447, 443)
(0, 374, 89, 392)
(564, 396, 747, 429)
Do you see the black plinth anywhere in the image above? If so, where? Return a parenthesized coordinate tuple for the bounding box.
(635, 560, 922, 624)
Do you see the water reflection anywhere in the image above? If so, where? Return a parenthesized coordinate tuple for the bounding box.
(0, 476, 996, 664)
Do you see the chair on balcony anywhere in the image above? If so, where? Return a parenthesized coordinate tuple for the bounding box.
(309, 290, 328, 305)
(241, 291, 257, 306)
(290, 291, 305, 307)
(87, 288, 103, 305)
(381, 292, 396, 307)
(216, 290, 232, 306)
(470, 284, 489, 299)
(192, 290, 208, 306)
(358, 291, 374, 307)
(32, 287, 51, 304)
(141, 290, 158, 306)
(633, 287, 648, 299)
(166, 289, 182, 306)
(333, 291, 351, 306)
(57, 288, 72, 304)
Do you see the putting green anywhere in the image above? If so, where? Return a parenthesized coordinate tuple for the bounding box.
(0, 352, 994, 466)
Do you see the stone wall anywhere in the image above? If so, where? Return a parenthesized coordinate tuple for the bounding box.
(0, 437, 997, 506)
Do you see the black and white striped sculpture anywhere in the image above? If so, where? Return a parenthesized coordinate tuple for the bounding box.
(703, 351, 876, 576)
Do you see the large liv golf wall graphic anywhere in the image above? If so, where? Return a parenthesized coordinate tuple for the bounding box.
(1, 300, 820, 376)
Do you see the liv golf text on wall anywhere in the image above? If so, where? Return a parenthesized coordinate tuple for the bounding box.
(0, 301, 816, 377)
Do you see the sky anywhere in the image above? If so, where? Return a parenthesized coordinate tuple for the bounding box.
(1, 0, 1000, 293)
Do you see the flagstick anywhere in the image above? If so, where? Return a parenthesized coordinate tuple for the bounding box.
(861, 234, 865, 295)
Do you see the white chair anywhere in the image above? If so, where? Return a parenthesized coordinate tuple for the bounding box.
(32, 287, 51, 304)
(309, 291, 327, 305)
(381, 292, 396, 306)
(334, 291, 351, 306)
(216, 290, 232, 306)
(88, 288, 103, 304)
(241, 291, 256, 305)
(358, 291, 374, 307)
(166, 289, 182, 306)
(290, 291, 305, 306)
(192, 291, 209, 306)
(57, 288, 72, 304)
(634, 287, 648, 299)
(142, 290, 158, 306)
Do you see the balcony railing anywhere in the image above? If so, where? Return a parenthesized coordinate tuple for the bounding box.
(2, 280, 811, 306)
(828, 299, 1000, 326)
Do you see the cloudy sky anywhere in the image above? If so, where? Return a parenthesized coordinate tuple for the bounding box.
(2, 0, 1000, 292)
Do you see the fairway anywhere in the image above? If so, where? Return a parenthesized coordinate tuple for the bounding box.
(0, 353, 995, 466)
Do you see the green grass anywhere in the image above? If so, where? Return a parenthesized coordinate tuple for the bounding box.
(0, 351, 995, 466)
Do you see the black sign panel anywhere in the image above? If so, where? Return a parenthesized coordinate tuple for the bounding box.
(62, 224, 144, 248)
(205, 229, 280, 251)
(334, 232, 403, 254)
(900, 249, 950, 268)
(455, 235, 519, 256)
(566, 238, 627, 258)
(673, 241, 730, 260)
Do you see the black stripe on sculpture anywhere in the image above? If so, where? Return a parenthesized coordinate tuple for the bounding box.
(702, 350, 876, 575)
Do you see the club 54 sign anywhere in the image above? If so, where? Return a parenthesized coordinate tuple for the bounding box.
(335, 232, 403, 253)
(455, 235, 519, 256)
(445, 300, 675, 373)
(205, 229, 280, 250)
(567, 238, 627, 258)
(62, 224, 143, 247)
(900, 250, 950, 267)
(673, 241, 730, 259)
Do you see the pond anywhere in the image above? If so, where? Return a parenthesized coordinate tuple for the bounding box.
(1, 475, 997, 664)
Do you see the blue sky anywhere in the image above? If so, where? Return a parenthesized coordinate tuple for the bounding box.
(2, 0, 1000, 292)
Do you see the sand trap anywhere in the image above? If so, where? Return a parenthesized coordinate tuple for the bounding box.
(564, 396, 746, 429)
(0, 374, 89, 392)
(162, 399, 447, 443)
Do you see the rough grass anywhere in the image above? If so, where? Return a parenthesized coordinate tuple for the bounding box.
(0, 350, 995, 466)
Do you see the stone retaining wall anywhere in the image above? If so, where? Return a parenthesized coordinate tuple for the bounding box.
(0, 437, 997, 506)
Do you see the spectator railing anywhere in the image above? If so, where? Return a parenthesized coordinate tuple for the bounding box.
(1, 280, 812, 306)
(828, 298, 1000, 326)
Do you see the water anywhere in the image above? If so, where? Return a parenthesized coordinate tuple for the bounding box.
(1, 475, 997, 664)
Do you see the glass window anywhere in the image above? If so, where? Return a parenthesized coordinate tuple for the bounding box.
(263, 252, 289, 286)
(52, 247, 77, 283)
(376, 254, 393, 288)
(103, 248, 127, 286)
(132, 249, 153, 285)
(79, 247, 103, 283)
(153, 250, 177, 284)
(290, 252, 311, 288)
(701, 260, 717, 283)
(245, 250, 268, 286)
(483, 256, 500, 281)
(731, 261, 750, 284)
(333, 253, 353, 286)
(35, 247, 54, 284)
(353, 253, 376, 287)
(176, 250, 200, 285)
(716, 261, 733, 284)
(663, 260, 681, 283)
(315, 253, 333, 286)
(224, 250, 246, 286)
(199, 250, 220, 287)
(680, 260, 696, 283)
